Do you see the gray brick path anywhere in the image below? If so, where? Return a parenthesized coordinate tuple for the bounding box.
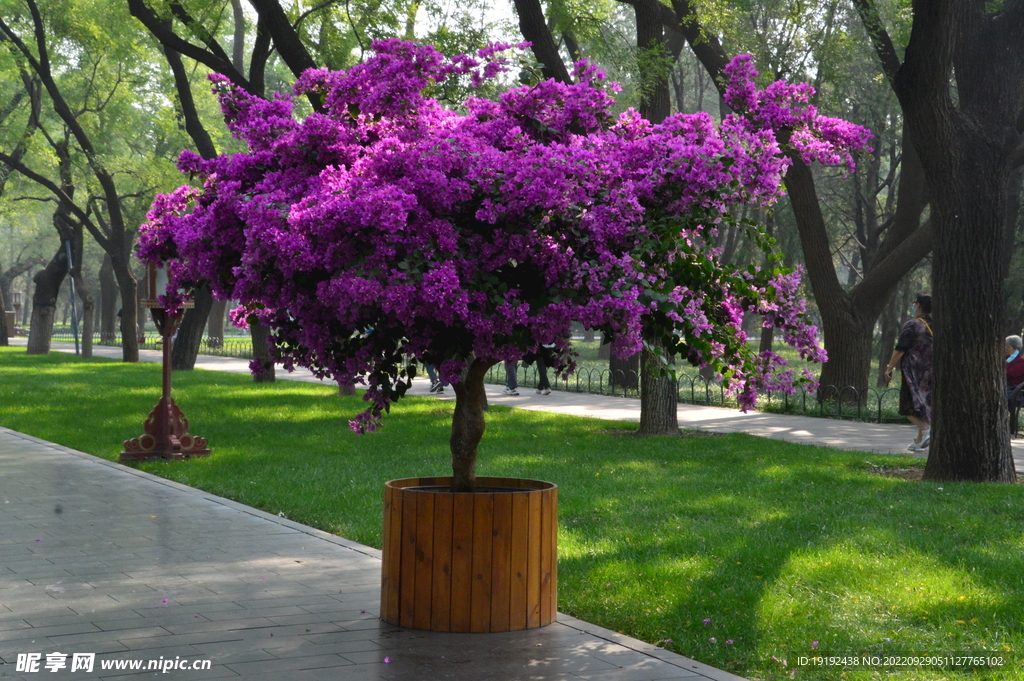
(0, 427, 745, 681)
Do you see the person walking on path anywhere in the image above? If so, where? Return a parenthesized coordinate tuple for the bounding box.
(883, 293, 933, 451)
(503, 360, 520, 396)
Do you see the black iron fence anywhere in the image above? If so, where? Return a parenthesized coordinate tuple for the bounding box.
(485, 363, 905, 424)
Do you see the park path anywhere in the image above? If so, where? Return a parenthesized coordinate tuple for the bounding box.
(27, 339, 1024, 474)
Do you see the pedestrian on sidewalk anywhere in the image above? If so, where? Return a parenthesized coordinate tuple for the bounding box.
(503, 360, 520, 396)
(1004, 335, 1024, 403)
(425, 363, 447, 395)
(883, 293, 933, 451)
(536, 344, 553, 396)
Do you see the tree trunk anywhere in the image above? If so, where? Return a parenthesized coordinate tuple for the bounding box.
(338, 381, 356, 396)
(207, 298, 227, 348)
(924, 161, 1015, 482)
(99, 254, 118, 343)
(450, 360, 492, 492)
(816, 312, 874, 403)
(875, 287, 905, 387)
(250, 320, 275, 382)
(26, 246, 67, 355)
(638, 346, 679, 436)
(610, 352, 640, 390)
(110, 256, 139, 362)
(171, 285, 214, 370)
(0, 285, 7, 346)
(759, 327, 774, 355)
(73, 271, 93, 359)
(511, 0, 572, 84)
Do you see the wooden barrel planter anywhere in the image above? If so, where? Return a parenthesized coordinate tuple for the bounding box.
(381, 476, 557, 633)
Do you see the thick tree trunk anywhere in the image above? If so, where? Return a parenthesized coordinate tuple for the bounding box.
(99, 254, 118, 343)
(207, 298, 227, 348)
(171, 285, 214, 370)
(924, 162, 1015, 482)
(26, 246, 66, 355)
(638, 347, 679, 435)
(817, 313, 874, 403)
(875, 288, 905, 387)
(450, 360, 493, 492)
(250, 320, 275, 382)
(510, 0, 572, 84)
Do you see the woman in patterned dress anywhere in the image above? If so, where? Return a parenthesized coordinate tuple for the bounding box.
(883, 294, 933, 451)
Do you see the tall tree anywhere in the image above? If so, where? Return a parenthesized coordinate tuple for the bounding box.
(0, 0, 168, 362)
(854, 0, 1023, 482)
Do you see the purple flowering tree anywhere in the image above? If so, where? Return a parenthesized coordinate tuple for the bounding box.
(138, 40, 869, 492)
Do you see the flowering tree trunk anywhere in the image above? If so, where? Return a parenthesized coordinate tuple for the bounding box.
(638, 346, 679, 436)
(450, 360, 494, 492)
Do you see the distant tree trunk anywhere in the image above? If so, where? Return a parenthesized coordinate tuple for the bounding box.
(111, 256, 139, 362)
(26, 245, 66, 355)
(759, 327, 774, 355)
(338, 381, 356, 396)
(207, 298, 227, 348)
(638, 346, 679, 436)
(171, 285, 214, 370)
(73, 272, 94, 359)
(0, 286, 8, 346)
(610, 353, 640, 390)
(250, 320, 275, 382)
(99, 254, 117, 343)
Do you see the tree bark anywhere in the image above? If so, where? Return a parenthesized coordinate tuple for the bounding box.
(892, 0, 1022, 482)
(450, 360, 493, 492)
(26, 245, 66, 355)
(99, 254, 118, 343)
(250, 320, 275, 382)
(111, 256, 139, 362)
(637, 346, 679, 435)
(610, 352, 640, 390)
(171, 285, 214, 370)
(207, 297, 227, 348)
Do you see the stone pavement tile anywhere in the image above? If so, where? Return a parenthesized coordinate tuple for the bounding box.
(264, 637, 387, 658)
(44, 625, 172, 647)
(573, 666, 706, 681)
(224, 653, 354, 676)
(160, 617, 277, 635)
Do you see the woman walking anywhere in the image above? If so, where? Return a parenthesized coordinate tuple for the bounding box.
(883, 294, 933, 451)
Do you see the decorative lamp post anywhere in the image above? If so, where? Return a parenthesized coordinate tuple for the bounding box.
(121, 263, 210, 462)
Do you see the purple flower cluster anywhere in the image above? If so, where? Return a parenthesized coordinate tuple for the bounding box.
(138, 42, 870, 430)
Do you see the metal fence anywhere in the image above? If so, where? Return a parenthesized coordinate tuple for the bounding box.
(42, 325, 907, 425)
(485, 363, 905, 424)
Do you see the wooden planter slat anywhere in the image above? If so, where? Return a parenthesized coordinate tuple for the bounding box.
(526, 489, 543, 629)
(413, 493, 435, 631)
(382, 477, 556, 632)
(541, 487, 556, 625)
(381, 485, 402, 624)
(489, 493, 513, 633)
(399, 492, 418, 628)
(450, 492, 475, 632)
(430, 493, 454, 632)
(509, 492, 530, 632)
(470, 493, 495, 633)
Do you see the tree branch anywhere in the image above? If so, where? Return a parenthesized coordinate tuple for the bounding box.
(126, 0, 251, 91)
(511, 0, 573, 84)
(850, 0, 902, 89)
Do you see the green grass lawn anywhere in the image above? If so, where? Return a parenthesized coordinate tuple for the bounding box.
(1, 347, 1022, 680)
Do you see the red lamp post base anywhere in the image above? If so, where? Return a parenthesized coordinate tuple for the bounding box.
(120, 300, 210, 463)
(120, 396, 211, 462)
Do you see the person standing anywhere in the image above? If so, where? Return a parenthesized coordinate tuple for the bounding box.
(883, 294, 933, 451)
(1004, 335, 1024, 399)
(535, 345, 553, 396)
